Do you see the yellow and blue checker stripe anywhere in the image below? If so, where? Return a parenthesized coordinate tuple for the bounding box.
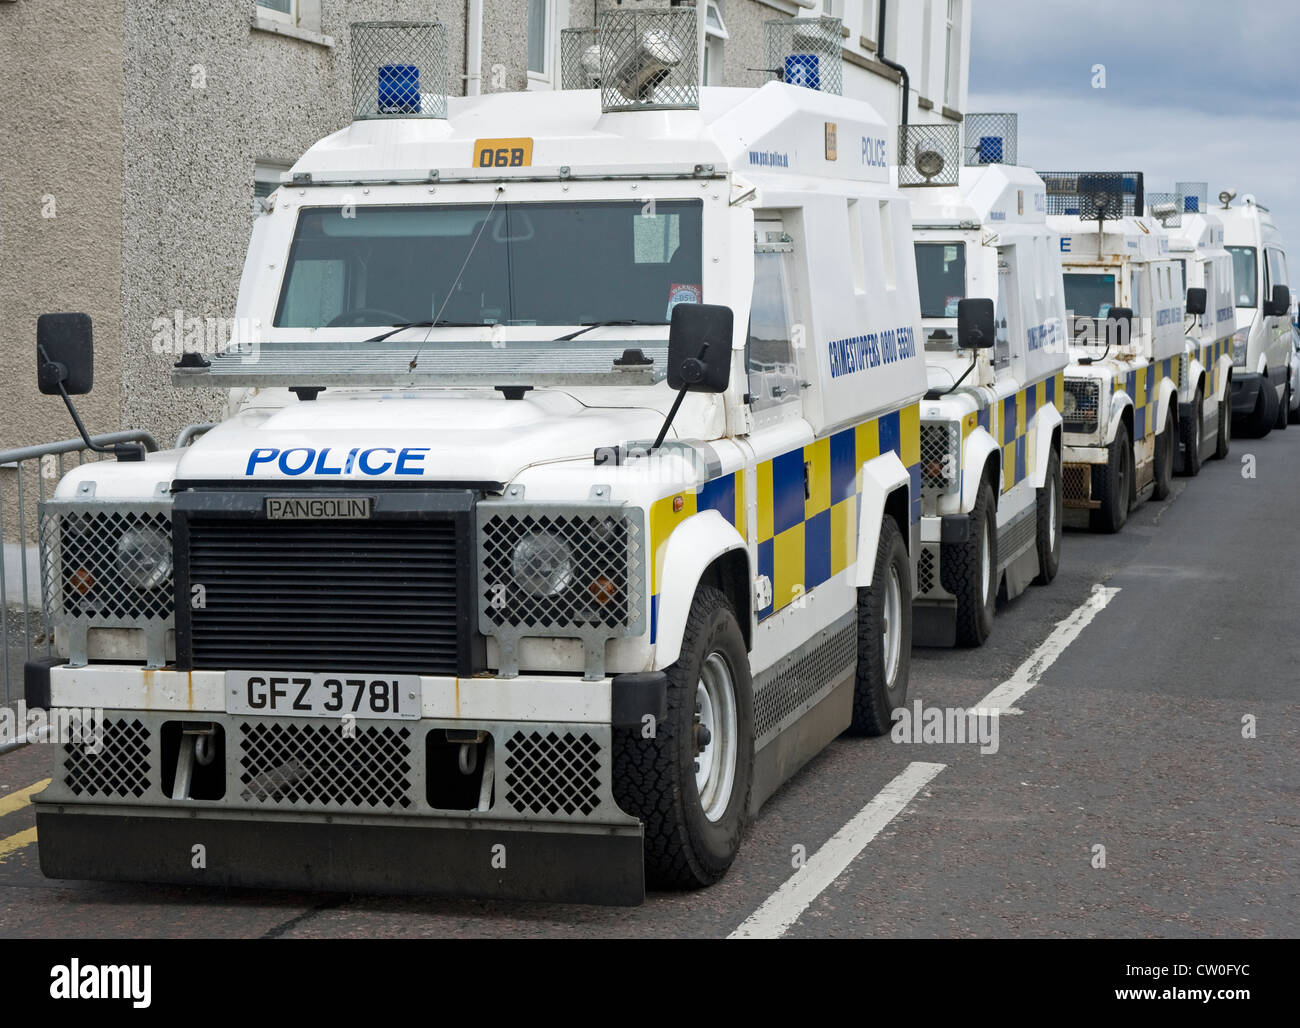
(647, 405, 921, 638)
(961, 373, 1065, 494)
(1114, 356, 1182, 441)
(1196, 339, 1230, 397)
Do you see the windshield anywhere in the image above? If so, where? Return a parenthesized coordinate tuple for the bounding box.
(1227, 246, 1257, 308)
(274, 200, 704, 329)
(1064, 273, 1117, 318)
(914, 243, 967, 318)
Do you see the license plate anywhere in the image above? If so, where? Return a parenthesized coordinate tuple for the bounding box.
(225, 672, 421, 720)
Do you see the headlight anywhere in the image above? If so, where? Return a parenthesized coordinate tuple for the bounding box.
(1232, 327, 1250, 367)
(512, 531, 574, 597)
(1063, 379, 1100, 432)
(1062, 390, 1078, 418)
(920, 421, 960, 494)
(115, 526, 173, 591)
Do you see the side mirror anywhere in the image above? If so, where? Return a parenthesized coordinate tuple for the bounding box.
(667, 303, 733, 394)
(1105, 307, 1134, 348)
(956, 298, 996, 350)
(1185, 288, 1207, 317)
(1264, 284, 1291, 317)
(37, 313, 94, 396)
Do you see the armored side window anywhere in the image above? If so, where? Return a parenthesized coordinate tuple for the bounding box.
(747, 231, 801, 415)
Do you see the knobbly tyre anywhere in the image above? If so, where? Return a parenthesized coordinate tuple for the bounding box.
(1043, 172, 1186, 534)
(1159, 182, 1236, 471)
(29, 14, 928, 906)
(1217, 191, 1293, 437)
(904, 115, 1068, 648)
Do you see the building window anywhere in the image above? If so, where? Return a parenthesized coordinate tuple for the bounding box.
(528, 0, 551, 78)
(257, 0, 296, 25)
(944, 0, 959, 106)
(704, 1, 729, 87)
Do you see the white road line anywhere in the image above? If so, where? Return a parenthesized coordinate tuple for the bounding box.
(729, 761, 945, 940)
(977, 584, 1120, 715)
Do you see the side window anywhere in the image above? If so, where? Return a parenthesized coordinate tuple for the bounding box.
(747, 239, 800, 414)
(1130, 270, 1142, 318)
(993, 251, 1012, 367)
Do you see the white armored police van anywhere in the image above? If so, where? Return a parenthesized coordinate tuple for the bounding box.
(1043, 172, 1186, 533)
(1217, 191, 1292, 437)
(1158, 182, 1235, 471)
(29, 14, 928, 905)
(903, 115, 1067, 647)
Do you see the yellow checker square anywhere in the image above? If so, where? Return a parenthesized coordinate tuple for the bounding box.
(773, 523, 806, 613)
(757, 461, 774, 542)
(804, 436, 832, 520)
(830, 496, 858, 576)
(900, 404, 921, 467)
(649, 491, 697, 594)
(963, 411, 979, 439)
(1136, 368, 1148, 408)
(1002, 441, 1015, 492)
(734, 472, 747, 535)
(855, 418, 880, 492)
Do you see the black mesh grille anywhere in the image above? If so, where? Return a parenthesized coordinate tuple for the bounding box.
(1040, 171, 1145, 218)
(238, 720, 413, 809)
(503, 730, 602, 816)
(1064, 379, 1101, 434)
(64, 718, 151, 799)
(50, 511, 173, 621)
(183, 516, 465, 675)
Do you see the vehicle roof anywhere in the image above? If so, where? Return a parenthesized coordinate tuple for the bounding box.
(289, 83, 893, 189)
(1219, 198, 1284, 250)
(905, 163, 1049, 232)
(1168, 211, 1226, 256)
(1047, 213, 1169, 262)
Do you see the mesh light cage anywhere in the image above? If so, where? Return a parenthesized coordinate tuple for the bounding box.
(1147, 191, 1182, 228)
(963, 112, 1018, 166)
(599, 7, 700, 113)
(898, 123, 961, 187)
(1177, 181, 1209, 215)
(1039, 171, 1145, 219)
(764, 16, 843, 95)
(351, 21, 448, 121)
(561, 27, 602, 90)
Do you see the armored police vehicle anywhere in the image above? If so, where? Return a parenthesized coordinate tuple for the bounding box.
(904, 116, 1067, 647)
(29, 15, 928, 906)
(1218, 192, 1292, 437)
(1158, 182, 1235, 471)
(1044, 172, 1186, 534)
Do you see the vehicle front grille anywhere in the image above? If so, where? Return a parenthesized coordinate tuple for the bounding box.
(180, 513, 468, 676)
(502, 729, 602, 817)
(1063, 379, 1101, 434)
(63, 718, 151, 799)
(920, 422, 959, 492)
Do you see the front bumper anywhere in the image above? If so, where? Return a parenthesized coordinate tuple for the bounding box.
(1230, 371, 1265, 416)
(32, 664, 665, 905)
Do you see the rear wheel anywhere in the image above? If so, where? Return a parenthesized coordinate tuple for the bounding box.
(612, 587, 754, 888)
(946, 479, 998, 646)
(848, 516, 912, 737)
(1178, 388, 1203, 477)
(1034, 447, 1062, 586)
(1153, 408, 1176, 500)
(1214, 397, 1231, 459)
(1090, 421, 1132, 534)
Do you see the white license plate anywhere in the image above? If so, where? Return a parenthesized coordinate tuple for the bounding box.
(225, 672, 421, 720)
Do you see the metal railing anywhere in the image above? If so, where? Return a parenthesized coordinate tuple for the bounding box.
(1, 431, 159, 716)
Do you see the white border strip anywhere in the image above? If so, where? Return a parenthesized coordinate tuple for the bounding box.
(729, 761, 946, 939)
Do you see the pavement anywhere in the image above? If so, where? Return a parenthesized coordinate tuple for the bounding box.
(0, 425, 1295, 939)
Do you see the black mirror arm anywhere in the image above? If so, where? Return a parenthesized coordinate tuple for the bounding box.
(39, 344, 145, 463)
(652, 342, 712, 452)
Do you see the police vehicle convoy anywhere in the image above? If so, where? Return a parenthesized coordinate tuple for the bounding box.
(905, 117, 1067, 647)
(1217, 191, 1293, 437)
(1158, 182, 1235, 471)
(1045, 172, 1187, 534)
(29, 15, 929, 905)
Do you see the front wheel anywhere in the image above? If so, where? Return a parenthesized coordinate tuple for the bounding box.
(1178, 388, 1203, 477)
(1275, 379, 1291, 431)
(1214, 397, 1231, 459)
(947, 478, 998, 646)
(612, 587, 754, 889)
(848, 516, 912, 736)
(1090, 421, 1132, 534)
(1241, 379, 1275, 439)
(1034, 447, 1062, 585)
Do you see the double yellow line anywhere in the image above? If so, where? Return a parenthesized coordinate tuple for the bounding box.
(0, 779, 51, 862)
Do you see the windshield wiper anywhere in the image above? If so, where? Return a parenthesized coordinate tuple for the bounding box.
(552, 320, 668, 343)
(367, 320, 482, 343)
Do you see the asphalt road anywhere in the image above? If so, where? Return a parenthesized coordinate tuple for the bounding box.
(0, 425, 1296, 939)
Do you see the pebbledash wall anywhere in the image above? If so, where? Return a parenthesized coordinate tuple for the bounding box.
(0, 0, 970, 451)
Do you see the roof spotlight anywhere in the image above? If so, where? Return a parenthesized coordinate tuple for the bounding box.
(1219, 190, 1236, 209)
(915, 149, 946, 182)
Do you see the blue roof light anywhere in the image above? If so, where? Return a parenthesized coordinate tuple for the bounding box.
(378, 64, 421, 115)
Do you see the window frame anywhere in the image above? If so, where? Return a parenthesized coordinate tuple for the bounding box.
(527, 0, 559, 88)
(943, 0, 959, 107)
(256, 0, 297, 26)
(747, 228, 804, 424)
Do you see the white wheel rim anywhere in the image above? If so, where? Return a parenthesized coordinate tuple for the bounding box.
(695, 652, 738, 823)
(980, 518, 992, 600)
(882, 564, 903, 687)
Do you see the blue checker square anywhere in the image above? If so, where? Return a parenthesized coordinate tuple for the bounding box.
(772, 450, 806, 535)
(829, 430, 857, 504)
(877, 410, 901, 458)
(804, 510, 832, 589)
(698, 474, 736, 524)
(757, 539, 775, 619)
(1025, 387, 1038, 424)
